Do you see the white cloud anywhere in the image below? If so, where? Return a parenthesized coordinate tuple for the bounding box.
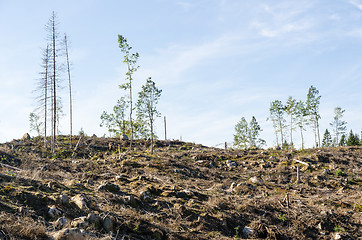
(349, 0, 362, 10)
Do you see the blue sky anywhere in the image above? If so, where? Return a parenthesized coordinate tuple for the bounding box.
(1, 0, 362, 148)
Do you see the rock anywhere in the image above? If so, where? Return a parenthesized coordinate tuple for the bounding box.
(52, 228, 86, 240)
(87, 213, 101, 224)
(97, 181, 120, 193)
(269, 156, 279, 161)
(140, 190, 152, 201)
(59, 194, 69, 205)
(71, 195, 88, 210)
(226, 160, 237, 167)
(249, 176, 263, 185)
(102, 215, 113, 232)
(120, 134, 129, 140)
(21, 133, 31, 141)
(48, 206, 62, 218)
(54, 217, 68, 230)
(243, 226, 253, 238)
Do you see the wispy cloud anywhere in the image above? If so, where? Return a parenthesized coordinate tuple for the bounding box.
(349, 0, 362, 10)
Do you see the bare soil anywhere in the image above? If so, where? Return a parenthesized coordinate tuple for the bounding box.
(0, 135, 361, 239)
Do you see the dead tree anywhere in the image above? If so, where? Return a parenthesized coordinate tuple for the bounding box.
(64, 33, 73, 148)
(46, 11, 61, 154)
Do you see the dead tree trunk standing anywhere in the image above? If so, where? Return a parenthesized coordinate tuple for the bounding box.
(49, 11, 58, 155)
(164, 116, 167, 141)
(44, 44, 49, 148)
(64, 34, 73, 149)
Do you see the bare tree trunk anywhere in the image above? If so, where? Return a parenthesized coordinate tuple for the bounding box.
(51, 11, 57, 155)
(44, 44, 49, 148)
(164, 116, 167, 141)
(128, 63, 134, 150)
(150, 119, 154, 154)
(300, 127, 304, 150)
(64, 34, 73, 149)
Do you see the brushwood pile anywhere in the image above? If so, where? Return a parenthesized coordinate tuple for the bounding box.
(0, 135, 361, 239)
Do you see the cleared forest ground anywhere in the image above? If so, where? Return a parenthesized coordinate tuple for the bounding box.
(0, 135, 361, 239)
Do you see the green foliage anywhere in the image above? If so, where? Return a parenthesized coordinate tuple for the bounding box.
(347, 130, 360, 146)
(285, 96, 297, 145)
(339, 134, 346, 146)
(118, 34, 140, 140)
(279, 214, 287, 222)
(335, 169, 343, 177)
(295, 100, 308, 149)
(234, 116, 265, 149)
(268, 100, 286, 147)
(306, 85, 321, 147)
(330, 107, 347, 146)
(322, 129, 332, 147)
(29, 112, 42, 136)
(100, 97, 129, 136)
(136, 77, 162, 140)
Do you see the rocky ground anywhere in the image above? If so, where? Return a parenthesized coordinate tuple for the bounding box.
(0, 135, 361, 239)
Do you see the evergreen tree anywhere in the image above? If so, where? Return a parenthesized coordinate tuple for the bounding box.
(329, 106, 347, 146)
(347, 130, 360, 146)
(322, 129, 332, 147)
(339, 134, 346, 146)
(233, 117, 248, 149)
(249, 116, 266, 148)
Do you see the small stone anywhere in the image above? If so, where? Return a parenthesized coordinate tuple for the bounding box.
(249, 176, 263, 185)
(87, 213, 101, 224)
(243, 226, 253, 237)
(140, 190, 152, 201)
(102, 216, 113, 232)
(226, 160, 237, 167)
(97, 182, 120, 193)
(120, 134, 129, 140)
(59, 194, 69, 205)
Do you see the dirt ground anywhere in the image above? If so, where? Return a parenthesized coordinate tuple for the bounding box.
(0, 135, 361, 239)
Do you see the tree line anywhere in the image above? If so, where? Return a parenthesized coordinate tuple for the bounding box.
(234, 85, 362, 149)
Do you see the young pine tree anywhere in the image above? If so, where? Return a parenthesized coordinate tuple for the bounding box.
(322, 129, 332, 147)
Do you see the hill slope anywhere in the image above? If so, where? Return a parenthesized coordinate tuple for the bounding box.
(0, 136, 361, 239)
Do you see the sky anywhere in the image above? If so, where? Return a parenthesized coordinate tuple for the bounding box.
(1, 0, 362, 148)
